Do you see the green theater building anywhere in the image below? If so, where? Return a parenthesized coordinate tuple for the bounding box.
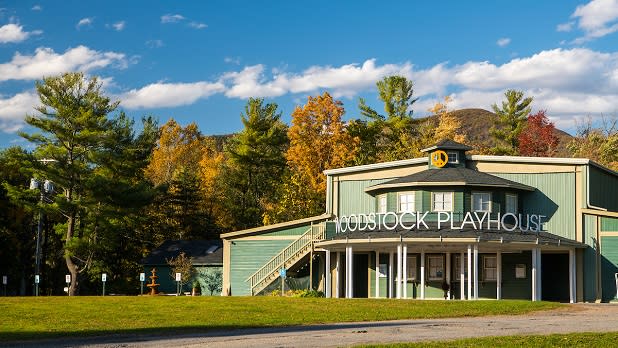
(221, 140, 618, 302)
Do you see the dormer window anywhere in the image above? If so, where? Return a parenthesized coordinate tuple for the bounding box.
(447, 152, 459, 164)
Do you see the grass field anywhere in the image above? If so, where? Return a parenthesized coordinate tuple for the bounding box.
(0, 296, 561, 341)
(359, 332, 618, 347)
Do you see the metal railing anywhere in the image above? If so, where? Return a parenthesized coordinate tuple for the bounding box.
(246, 223, 326, 295)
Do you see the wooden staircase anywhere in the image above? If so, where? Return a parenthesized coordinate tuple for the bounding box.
(246, 223, 326, 295)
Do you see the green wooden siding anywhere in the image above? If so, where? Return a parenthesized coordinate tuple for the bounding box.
(230, 240, 293, 296)
(601, 236, 618, 302)
(601, 217, 618, 232)
(338, 179, 389, 216)
(493, 173, 576, 240)
(589, 166, 618, 211)
(261, 225, 310, 237)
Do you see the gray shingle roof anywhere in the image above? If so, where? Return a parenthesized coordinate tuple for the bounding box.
(365, 167, 535, 194)
(421, 139, 473, 153)
(141, 240, 223, 266)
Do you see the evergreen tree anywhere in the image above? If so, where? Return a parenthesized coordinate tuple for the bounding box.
(223, 98, 288, 229)
(489, 89, 533, 155)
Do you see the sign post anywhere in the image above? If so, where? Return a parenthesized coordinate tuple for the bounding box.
(102, 273, 107, 296)
(65, 274, 71, 296)
(34, 275, 40, 296)
(175, 272, 181, 296)
(2, 275, 7, 296)
(279, 268, 286, 296)
(139, 273, 145, 295)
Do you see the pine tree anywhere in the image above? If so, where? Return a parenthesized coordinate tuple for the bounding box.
(489, 89, 533, 155)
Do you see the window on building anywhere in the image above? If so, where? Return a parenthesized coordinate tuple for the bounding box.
(472, 192, 491, 212)
(378, 195, 387, 213)
(432, 192, 453, 212)
(427, 255, 444, 281)
(398, 192, 415, 212)
(447, 152, 459, 163)
(406, 255, 417, 281)
(483, 256, 497, 281)
(505, 193, 518, 214)
(453, 254, 468, 281)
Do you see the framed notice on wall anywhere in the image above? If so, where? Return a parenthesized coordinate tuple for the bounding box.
(515, 264, 526, 279)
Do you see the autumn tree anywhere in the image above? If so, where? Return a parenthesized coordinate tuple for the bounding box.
(145, 119, 205, 186)
(222, 98, 288, 229)
(568, 117, 618, 171)
(489, 89, 533, 155)
(285, 92, 358, 217)
(518, 110, 559, 157)
(355, 76, 419, 162)
(431, 96, 466, 144)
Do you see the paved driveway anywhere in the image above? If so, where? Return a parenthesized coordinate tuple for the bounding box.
(6, 303, 618, 348)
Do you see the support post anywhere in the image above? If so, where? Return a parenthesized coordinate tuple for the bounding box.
(467, 245, 472, 300)
(445, 252, 451, 300)
(336, 252, 340, 298)
(569, 248, 576, 303)
(532, 248, 537, 301)
(396, 244, 402, 299)
(325, 250, 331, 298)
(375, 251, 380, 298)
(403, 245, 408, 299)
(473, 244, 479, 300)
(460, 251, 465, 300)
(420, 250, 425, 299)
(389, 251, 394, 298)
(497, 251, 502, 300)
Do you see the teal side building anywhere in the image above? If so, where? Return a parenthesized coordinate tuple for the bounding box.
(221, 140, 618, 302)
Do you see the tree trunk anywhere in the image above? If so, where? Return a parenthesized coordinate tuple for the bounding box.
(65, 214, 79, 296)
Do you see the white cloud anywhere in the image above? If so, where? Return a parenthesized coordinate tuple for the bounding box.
(224, 57, 241, 65)
(31, 5, 42, 11)
(223, 59, 413, 99)
(146, 39, 164, 48)
(0, 23, 42, 43)
(111, 21, 125, 31)
(188, 21, 207, 29)
(161, 14, 185, 23)
(0, 46, 127, 82)
(557, 21, 574, 32)
(120, 81, 226, 108)
(76, 17, 93, 29)
(497, 38, 511, 47)
(0, 91, 38, 132)
(570, 0, 618, 42)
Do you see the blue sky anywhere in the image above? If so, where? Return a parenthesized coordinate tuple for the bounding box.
(1, 0, 618, 149)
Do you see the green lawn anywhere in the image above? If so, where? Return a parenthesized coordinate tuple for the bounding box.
(358, 332, 618, 347)
(0, 296, 561, 341)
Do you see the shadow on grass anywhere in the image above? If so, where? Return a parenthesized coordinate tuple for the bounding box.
(1, 320, 435, 346)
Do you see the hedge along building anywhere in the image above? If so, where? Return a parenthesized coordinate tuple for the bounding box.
(221, 140, 618, 302)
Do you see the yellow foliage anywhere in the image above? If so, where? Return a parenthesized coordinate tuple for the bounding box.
(286, 92, 359, 194)
(429, 96, 466, 144)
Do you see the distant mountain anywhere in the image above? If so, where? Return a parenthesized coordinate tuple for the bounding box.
(428, 108, 573, 157)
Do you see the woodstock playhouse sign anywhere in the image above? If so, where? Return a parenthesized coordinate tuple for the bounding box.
(335, 211, 546, 234)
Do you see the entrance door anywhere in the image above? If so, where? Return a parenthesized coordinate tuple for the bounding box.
(541, 253, 569, 302)
(353, 254, 369, 298)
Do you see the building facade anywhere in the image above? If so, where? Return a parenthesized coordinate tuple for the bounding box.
(221, 140, 618, 302)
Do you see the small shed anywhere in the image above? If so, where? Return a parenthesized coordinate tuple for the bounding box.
(142, 240, 223, 295)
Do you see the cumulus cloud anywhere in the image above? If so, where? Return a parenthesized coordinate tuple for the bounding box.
(110, 21, 125, 31)
(161, 14, 185, 23)
(188, 21, 207, 29)
(0, 23, 42, 43)
(569, 0, 618, 42)
(31, 5, 42, 11)
(76, 17, 93, 29)
(0, 45, 127, 82)
(497, 38, 511, 47)
(0, 91, 38, 132)
(120, 81, 226, 108)
(557, 21, 574, 32)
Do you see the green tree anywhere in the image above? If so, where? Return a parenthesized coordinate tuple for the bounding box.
(223, 98, 288, 229)
(489, 89, 533, 155)
(15, 72, 154, 295)
(356, 76, 419, 162)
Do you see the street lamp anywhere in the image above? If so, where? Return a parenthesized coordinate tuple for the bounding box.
(29, 175, 55, 297)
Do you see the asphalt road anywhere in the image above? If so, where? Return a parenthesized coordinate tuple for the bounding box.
(5, 303, 618, 348)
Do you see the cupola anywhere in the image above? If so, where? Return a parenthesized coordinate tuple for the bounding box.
(421, 139, 472, 169)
